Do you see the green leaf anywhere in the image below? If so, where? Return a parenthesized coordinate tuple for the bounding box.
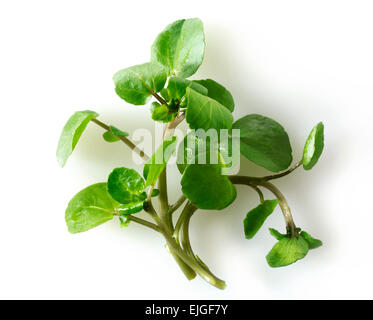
(194, 79, 235, 112)
(268, 228, 287, 240)
(185, 88, 233, 131)
(65, 183, 118, 234)
(181, 164, 237, 210)
(244, 200, 278, 239)
(113, 62, 168, 105)
(110, 125, 129, 137)
(103, 131, 120, 142)
(233, 114, 292, 172)
(300, 231, 323, 249)
(151, 102, 176, 123)
(167, 76, 207, 101)
(56, 110, 98, 167)
(302, 122, 324, 170)
(266, 236, 309, 268)
(151, 18, 205, 78)
(176, 131, 226, 174)
(107, 167, 146, 207)
(119, 214, 131, 228)
(143, 137, 177, 187)
(118, 202, 144, 215)
(151, 189, 160, 197)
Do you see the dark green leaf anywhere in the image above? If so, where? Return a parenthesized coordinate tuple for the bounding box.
(151, 189, 160, 197)
(266, 236, 309, 268)
(110, 125, 129, 137)
(107, 167, 146, 206)
(300, 231, 323, 249)
(151, 102, 176, 123)
(65, 183, 118, 234)
(151, 18, 205, 78)
(56, 110, 98, 167)
(194, 79, 235, 112)
(167, 76, 207, 101)
(181, 164, 237, 210)
(268, 228, 287, 240)
(302, 122, 324, 170)
(103, 131, 120, 142)
(113, 62, 167, 105)
(233, 114, 292, 172)
(143, 137, 177, 186)
(118, 202, 144, 215)
(185, 88, 233, 131)
(244, 200, 278, 239)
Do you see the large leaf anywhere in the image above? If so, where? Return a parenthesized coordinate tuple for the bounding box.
(65, 183, 118, 233)
(181, 164, 237, 210)
(185, 88, 233, 131)
(167, 76, 207, 101)
(302, 122, 324, 170)
(233, 114, 292, 172)
(194, 79, 235, 112)
(151, 18, 205, 78)
(143, 137, 177, 187)
(244, 199, 278, 239)
(107, 167, 146, 207)
(57, 110, 99, 167)
(266, 236, 309, 268)
(113, 62, 168, 105)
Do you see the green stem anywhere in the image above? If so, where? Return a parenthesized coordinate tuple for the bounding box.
(91, 118, 149, 160)
(168, 195, 187, 215)
(263, 161, 302, 181)
(159, 225, 226, 290)
(258, 180, 296, 236)
(127, 215, 160, 232)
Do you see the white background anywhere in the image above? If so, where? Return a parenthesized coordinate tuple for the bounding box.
(1, 0, 372, 299)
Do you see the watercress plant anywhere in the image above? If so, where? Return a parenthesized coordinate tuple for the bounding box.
(57, 18, 325, 290)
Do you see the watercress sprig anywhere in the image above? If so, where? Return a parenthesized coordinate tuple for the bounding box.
(57, 18, 325, 289)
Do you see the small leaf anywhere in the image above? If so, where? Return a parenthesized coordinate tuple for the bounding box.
(143, 137, 177, 186)
(113, 62, 167, 105)
(103, 131, 120, 142)
(151, 102, 176, 123)
(56, 110, 98, 167)
(107, 167, 146, 206)
(151, 189, 160, 197)
(268, 228, 287, 240)
(119, 214, 131, 228)
(65, 183, 118, 234)
(181, 164, 237, 210)
(233, 114, 292, 172)
(185, 88, 233, 131)
(300, 231, 323, 249)
(244, 200, 278, 239)
(266, 236, 309, 268)
(167, 76, 207, 101)
(110, 125, 129, 137)
(302, 122, 324, 170)
(194, 79, 235, 112)
(151, 18, 205, 78)
(118, 202, 144, 215)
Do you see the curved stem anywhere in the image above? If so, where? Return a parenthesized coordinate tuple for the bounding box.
(159, 225, 226, 290)
(263, 161, 302, 181)
(229, 176, 264, 203)
(258, 180, 296, 236)
(91, 118, 149, 160)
